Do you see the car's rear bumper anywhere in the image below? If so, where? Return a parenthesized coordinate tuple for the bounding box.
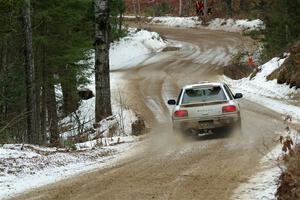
(173, 113, 240, 131)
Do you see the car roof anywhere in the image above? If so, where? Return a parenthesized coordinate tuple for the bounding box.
(182, 82, 224, 90)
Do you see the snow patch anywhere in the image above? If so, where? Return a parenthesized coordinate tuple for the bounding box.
(208, 18, 265, 32)
(231, 129, 299, 200)
(0, 138, 139, 199)
(151, 16, 201, 28)
(149, 17, 265, 32)
(0, 27, 167, 199)
(222, 55, 300, 121)
(60, 28, 166, 138)
(110, 27, 167, 70)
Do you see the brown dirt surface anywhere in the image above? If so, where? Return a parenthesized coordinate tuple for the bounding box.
(9, 26, 286, 200)
(267, 41, 300, 89)
(223, 63, 254, 80)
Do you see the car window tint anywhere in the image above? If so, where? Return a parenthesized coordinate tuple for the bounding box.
(182, 86, 226, 104)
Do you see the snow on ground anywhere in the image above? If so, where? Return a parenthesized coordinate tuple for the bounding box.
(207, 18, 265, 32)
(149, 16, 265, 32)
(0, 138, 140, 199)
(231, 143, 282, 200)
(222, 54, 300, 199)
(221, 55, 300, 121)
(231, 129, 299, 200)
(61, 27, 167, 138)
(110, 27, 167, 70)
(150, 16, 201, 28)
(0, 27, 167, 199)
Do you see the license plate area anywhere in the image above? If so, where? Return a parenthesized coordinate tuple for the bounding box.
(198, 120, 214, 129)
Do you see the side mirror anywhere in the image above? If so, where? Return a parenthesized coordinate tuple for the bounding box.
(167, 99, 176, 105)
(234, 93, 243, 99)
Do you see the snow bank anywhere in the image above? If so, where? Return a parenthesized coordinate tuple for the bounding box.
(208, 18, 265, 32)
(61, 28, 166, 138)
(0, 137, 139, 199)
(150, 16, 201, 28)
(149, 16, 265, 32)
(62, 28, 166, 137)
(222, 55, 300, 121)
(232, 129, 299, 200)
(110, 27, 167, 70)
(0, 27, 166, 199)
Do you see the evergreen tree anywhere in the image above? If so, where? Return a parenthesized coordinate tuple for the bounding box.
(264, 0, 300, 56)
(0, 0, 94, 144)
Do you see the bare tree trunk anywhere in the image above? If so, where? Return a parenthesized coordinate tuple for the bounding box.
(137, 0, 141, 17)
(35, 42, 42, 143)
(0, 40, 8, 120)
(118, 13, 123, 33)
(226, 0, 232, 16)
(179, 0, 182, 16)
(35, 69, 41, 143)
(40, 45, 47, 144)
(22, 0, 38, 144)
(204, 0, 207, 17)
(203, 0, 208, 24)
(59, 65, 79, 116)
(46, 77, 59, 146)
(132, 0, 137, 17)
(0, 42, 3, 118)
(240, 0, 245, 11)
(94, 0, 112, 122)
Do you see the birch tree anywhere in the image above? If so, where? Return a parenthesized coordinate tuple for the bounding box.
(179, 0, 182, 16)
(94, 0, 112, 122)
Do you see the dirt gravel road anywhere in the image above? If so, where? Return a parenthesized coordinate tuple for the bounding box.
(11, 27, 286, 200)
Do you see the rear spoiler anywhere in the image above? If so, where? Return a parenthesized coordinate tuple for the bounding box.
(180, 100, 228, 108)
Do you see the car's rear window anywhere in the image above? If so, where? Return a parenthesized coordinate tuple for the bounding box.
(181, 86, 226, 104)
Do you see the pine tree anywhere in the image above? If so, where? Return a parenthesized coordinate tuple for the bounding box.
(0, 0, 94, 144)
(264, 0, 300, 56)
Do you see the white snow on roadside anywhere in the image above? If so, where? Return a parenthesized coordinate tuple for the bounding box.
(232, 129, 299, 200)
(0, 139, 140, 199)
(208, 18, 265, 32)
(222, 53, 300, 199)
(110, 27, 167, 70)
(221, 55, 300, 121)
(232, 147, 282, 200)
(150, 16, 201, 28)
(0, 27, 167, 199)
(149, 16, 265, 32)
(61, 27, 166, 137)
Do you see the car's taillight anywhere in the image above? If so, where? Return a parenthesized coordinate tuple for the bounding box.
(222, 105, 237, 113)
(174, 110, 188, 117)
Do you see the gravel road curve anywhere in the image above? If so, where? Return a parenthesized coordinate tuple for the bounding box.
(10, 26, 285, 200)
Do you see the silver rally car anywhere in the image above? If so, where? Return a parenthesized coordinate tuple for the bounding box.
(167, 82, 243, 135)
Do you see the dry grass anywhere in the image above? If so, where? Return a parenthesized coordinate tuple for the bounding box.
(223, 63, 254, 80)
(267, 41, 300, 89)
(277, 145, 300, 200)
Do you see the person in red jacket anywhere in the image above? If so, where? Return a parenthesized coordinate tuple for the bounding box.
(196, 0, 204, 16)
(247, 55, 255, 67)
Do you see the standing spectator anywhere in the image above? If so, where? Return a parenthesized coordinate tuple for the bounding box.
(199, 0, 204, 16)
(247, 55, 255, 67)
(196, 0, 204, 16)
